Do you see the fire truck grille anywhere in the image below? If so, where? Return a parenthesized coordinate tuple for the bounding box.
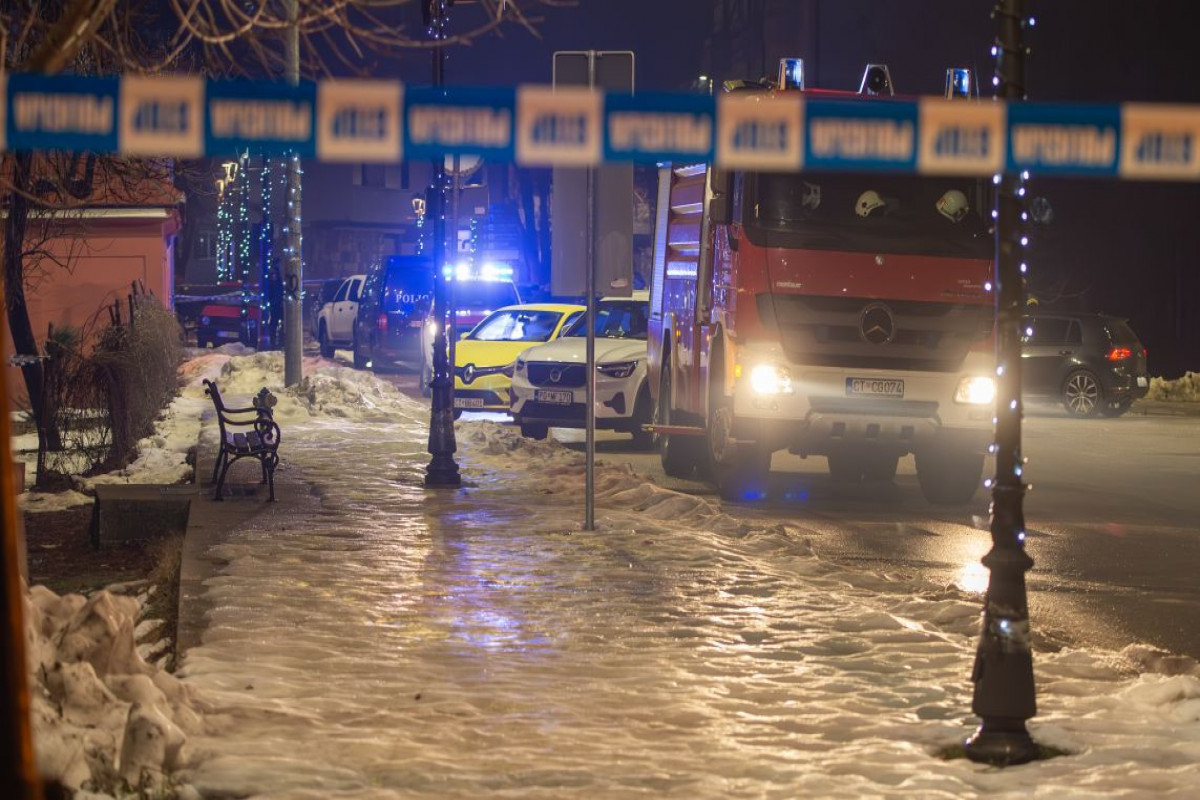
(757, 294, 992, 372)
(527, 363, 587, 388)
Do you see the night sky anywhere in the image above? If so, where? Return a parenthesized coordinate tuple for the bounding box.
(407, 0, 1200, 377)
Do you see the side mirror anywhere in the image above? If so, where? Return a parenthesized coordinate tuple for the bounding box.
(708, 169, 733, 224)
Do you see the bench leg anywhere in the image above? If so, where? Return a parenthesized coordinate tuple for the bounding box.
(211, 450, 225, 487)
(214, 457, 234, 501)
(266, 462, 276, 502)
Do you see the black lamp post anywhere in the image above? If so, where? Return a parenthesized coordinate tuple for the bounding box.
(964, 0, 1038, 766)
(424, 0, 461, 487)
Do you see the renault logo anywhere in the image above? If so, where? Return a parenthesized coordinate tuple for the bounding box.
(549, 367, 563, 383)
(860, 303, 896, 345)
(462, 363, 477, 384)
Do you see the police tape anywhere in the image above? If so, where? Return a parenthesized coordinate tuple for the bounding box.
(2, 73, 1198, 179)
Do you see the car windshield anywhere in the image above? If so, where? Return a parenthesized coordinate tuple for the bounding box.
(744, 172, 992, 258)
(564, 300, 648, 339)
(468, 309, 566, 342)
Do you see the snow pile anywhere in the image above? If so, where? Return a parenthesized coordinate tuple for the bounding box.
(1147, 371, 1200, 402)
(24, 583, 207, 794)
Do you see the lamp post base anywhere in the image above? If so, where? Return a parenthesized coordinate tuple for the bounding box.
(964, 717, 1038, 766)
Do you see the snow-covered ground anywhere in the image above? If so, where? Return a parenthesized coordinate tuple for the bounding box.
(20, 350, 1200, 797)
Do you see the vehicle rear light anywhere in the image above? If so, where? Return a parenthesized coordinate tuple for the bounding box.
(377, 313, 388, 332)
(1106, 346, 1132, 361)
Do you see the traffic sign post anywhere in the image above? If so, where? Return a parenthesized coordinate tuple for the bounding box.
(552, 50, 634, 532)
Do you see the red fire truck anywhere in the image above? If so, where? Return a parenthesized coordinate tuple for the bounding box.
(648, 63, 997, 503)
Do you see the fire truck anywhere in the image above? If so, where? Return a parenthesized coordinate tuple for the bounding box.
(648, 62, 997, 503)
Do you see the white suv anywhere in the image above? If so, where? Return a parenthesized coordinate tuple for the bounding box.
(510, 292, 652, 447)
(316, 274, 364, 358)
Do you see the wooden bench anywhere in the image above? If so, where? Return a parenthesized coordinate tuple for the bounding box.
(203, 379, 281, 501)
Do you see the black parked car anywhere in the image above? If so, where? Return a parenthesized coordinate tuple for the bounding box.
(1020, 312, 1149, 417)
(352, 255, 435, 372)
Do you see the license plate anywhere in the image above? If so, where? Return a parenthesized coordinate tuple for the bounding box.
(1136, 376, 1148, 388)
(216, 330, 239, 339)
(454, 396, 484, 408)
(534, 389, 573, 405)
(846, 377, 905, 398)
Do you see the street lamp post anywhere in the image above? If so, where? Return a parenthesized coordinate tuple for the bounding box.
(964, 0, 1038, 766)
(424, 0, 461, 487)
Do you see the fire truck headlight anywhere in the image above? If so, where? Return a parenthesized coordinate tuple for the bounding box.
(955, 376, 995, 405)
(750, 363, 793, 395)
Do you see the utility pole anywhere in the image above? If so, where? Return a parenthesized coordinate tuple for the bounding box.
(282, 0, 303, 386)
(965, 0, 1038, 767)
(424, 0, 461, 487)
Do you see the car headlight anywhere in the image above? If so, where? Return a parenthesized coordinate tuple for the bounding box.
(425, 318, 438, 337)
(955, 376, 995, 405)
(597, 360, 638, 379)
(749, 363, 793, 395)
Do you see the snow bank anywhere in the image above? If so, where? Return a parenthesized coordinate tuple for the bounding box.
(24, 583, 207, 794)
(1147, 371, 1200, 402)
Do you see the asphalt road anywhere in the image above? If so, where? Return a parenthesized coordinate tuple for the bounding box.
(376, 361, 1200, 664)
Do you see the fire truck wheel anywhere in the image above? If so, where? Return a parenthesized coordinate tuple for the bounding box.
(657, 365, 697, 477)
(520, 421, 548, 440)
(318, 324, 334, 358)
(630, 385, 655, 450)
(915, 446, 983, 505)
(707, 395, 771, 502)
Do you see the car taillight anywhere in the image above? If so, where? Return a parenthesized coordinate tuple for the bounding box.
(377, 313, 388, 332)
(1106, 346, 1132, 361)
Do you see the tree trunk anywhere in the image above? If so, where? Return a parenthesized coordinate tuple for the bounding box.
(2, 152, 62, 463)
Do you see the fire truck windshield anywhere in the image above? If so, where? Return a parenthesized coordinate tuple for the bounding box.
(744, 172, 992, 259)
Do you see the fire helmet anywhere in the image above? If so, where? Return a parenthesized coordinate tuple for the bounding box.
(855, 190, 886, 217)
(936, 189, 970, 222)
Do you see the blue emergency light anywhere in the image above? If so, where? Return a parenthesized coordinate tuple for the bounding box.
(777, 58, 805, 90)
(945, 68, 973, 99)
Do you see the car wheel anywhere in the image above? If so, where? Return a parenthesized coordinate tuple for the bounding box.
(629, 384, 655, 450)
(657, 359, 698, 477)
(706, 359, 771, 502)
(1100, 397, 1133, 418)
(520, 421, 548, 440)
(915, 444, 983, 505)
(318, 324, 334, 358)
(1063, 369, 1102, 417)
(352, 333, 368, 370)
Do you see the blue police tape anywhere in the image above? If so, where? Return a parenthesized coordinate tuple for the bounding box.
(3, 73, 1200, 179)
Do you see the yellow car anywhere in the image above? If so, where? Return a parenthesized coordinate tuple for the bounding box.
(452, 303, 585, 413)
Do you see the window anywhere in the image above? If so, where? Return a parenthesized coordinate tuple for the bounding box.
(1023, 317, 1071, 345)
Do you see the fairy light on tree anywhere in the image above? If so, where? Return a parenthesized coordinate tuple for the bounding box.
(237, 151, 253, 341)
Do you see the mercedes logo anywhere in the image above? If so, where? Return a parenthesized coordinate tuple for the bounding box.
(462, 363, 477, 384)
(549, 367, 563, 383)
(859, 302, 896, 345)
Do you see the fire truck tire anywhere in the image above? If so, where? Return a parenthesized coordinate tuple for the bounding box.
(915, 446, 983, 505)
(630, 385, 655, 450)
(318, 324, 334, 358)
(657, 364, 698, 477)
(707, 395, 771, 502)
(520, 421, 548, 440)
